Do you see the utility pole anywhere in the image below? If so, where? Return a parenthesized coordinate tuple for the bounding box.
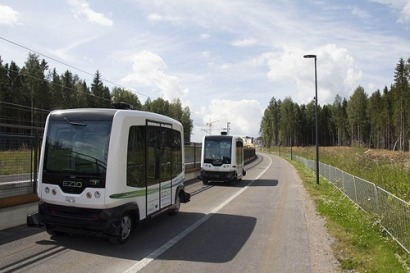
(206, 119, 219, 135)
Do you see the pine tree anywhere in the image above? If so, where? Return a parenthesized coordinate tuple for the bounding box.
(91, 70, 111, 108)
(368, 90, 383, 148)
(346, 86, 368, 146)
(392, 58, 409, 151)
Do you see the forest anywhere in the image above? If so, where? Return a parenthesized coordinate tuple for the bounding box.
(0, 53, 194, 142)
(259, 57, 410, 152)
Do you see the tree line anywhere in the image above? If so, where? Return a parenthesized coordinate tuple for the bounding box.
(259, 57, 410, 151)
(0, 53, 194, 142)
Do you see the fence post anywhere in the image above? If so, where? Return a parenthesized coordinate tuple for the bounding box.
(374, 184, 379, 215)
(33, 130, 39, 194)
(353, 176, 358, 203)
(193, 143, 196, 168)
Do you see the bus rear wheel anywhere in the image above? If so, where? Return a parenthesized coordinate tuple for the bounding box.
(169, 194, 181, 216)
(110, 214, 133, 244)
(202, 180, 209, 185)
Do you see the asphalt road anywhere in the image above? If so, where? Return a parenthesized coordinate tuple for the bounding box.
(0, 153, 320, 273)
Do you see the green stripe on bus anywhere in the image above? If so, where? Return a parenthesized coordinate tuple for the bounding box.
(109, 182, 179, 199)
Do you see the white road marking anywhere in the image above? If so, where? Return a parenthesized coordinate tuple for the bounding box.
(124, 155, 272, 273)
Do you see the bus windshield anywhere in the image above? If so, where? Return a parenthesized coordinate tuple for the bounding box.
(44, 120, 111, 175)
(204, 138, 232, 164)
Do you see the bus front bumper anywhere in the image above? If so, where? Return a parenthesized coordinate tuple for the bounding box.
(27, 201, 130, 238)
(198, 170, 236, 182)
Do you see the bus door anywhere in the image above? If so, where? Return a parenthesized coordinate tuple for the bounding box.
(146, 121, 173, 215)
(236, 139, 244, 177)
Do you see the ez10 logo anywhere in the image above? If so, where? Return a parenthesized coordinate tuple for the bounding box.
(63, 181, 83, 188)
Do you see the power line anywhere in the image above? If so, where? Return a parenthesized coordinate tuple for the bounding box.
(0, 36, 152, 99)
(4, 66, 112, 103)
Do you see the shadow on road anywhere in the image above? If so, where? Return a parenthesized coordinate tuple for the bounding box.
(0, 224, 44, 245)
(158, 213, 257, 263)
(27, 211, 256, 264)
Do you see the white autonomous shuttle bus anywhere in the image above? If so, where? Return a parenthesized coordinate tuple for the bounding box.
(198, 133, 246, 185)
(28, 108, 190, 243)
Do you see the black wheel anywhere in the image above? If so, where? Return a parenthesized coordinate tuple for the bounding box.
(45, 225, 65, 237)
(169, 193, 181, 216)
(229, 176, 238, 186)
(202, 180, 209, 185)
(110, 214, 133, 244)
(229, 180, 237, 186)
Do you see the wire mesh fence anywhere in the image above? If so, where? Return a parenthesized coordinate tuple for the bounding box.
(0, 132, 41, 199)
(293, 155, 410, 254)
(0, 139, 203, 201)
(184, 142, 202, 170)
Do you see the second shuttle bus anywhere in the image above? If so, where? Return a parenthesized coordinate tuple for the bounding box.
(198, 134, 246, 185)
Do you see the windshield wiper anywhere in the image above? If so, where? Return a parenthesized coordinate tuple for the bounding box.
(64, 117, 86, 126)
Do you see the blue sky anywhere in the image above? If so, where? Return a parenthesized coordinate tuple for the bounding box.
(1, 0, 410, 141)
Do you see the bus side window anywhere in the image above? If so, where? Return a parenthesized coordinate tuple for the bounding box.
(127, 126, 146, 187)
(146, 126, 160, 186)
(172, 130, 182, 177)
(236, 140, 243, 165)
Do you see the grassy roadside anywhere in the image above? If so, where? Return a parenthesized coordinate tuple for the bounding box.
(288, 158, 410, 272)
(277, 146, 410, 203)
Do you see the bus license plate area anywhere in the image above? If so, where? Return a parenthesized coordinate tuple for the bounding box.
(65, 196, 76, 203)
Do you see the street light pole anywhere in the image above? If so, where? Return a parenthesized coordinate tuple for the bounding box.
(304, 54, 319, 185)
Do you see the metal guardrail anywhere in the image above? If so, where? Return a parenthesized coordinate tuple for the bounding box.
(1, 139, 256, 200)
(293, 155, 410, 255)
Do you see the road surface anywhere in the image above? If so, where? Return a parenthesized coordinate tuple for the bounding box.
(0, 153, 339, 273)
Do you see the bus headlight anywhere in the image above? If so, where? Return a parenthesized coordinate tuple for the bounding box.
(86, 192, 92, 199)
(94, 191, 101, 199)
(45, 187, 50, 194)
(51, 189, 57, 195)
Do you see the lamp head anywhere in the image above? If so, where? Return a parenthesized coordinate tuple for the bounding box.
(304, 54, 316, 59)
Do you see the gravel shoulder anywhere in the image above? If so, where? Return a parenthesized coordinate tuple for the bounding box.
(297, 175, 341, 273)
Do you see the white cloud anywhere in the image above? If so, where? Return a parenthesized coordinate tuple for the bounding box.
(261, 44, 362, 105)
(132, 0, 287, 36)
(401, 2, 410, 22)
(121, 50, 188, 102)
(200, 33, 210, 40)
(147, 12, 182, 24)
(202, 51, 210, 58)
(0, 5, 20, 25)
(369, 0, 410, 23)
(68, 0, 113, 26)
(147, 13, 162, 22)
(199, 99, 262, 138)
(350, 7, 370, 19)
(52, 36, 97, 62)
(219, 63, 232, 70)
(232, 38, 257, 47)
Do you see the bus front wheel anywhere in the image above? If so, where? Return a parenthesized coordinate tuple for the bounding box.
(110, 214, 133, 244)
(45, 225, 65, 237)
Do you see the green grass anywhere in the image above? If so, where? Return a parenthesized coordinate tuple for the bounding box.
(286, 155, 410, 272)
(272, 146, 410, 203)
(0, 149, 33, 175)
